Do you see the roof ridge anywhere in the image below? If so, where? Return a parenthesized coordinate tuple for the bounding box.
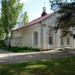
(12, 12, 54, 31)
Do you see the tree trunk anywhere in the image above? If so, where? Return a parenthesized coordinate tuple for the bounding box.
(5, 32, 11, 48)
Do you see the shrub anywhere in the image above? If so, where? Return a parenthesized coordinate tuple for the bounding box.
(2, 47, 40, 53)
(0, 40, 5, 47)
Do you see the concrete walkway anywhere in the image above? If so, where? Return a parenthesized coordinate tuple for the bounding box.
(0, 49, 75, 64)
(0, 49, 12, 53)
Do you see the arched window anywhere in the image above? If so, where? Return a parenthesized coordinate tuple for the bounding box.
(34, 31, 38, 45)
(48, 28, 53, 45)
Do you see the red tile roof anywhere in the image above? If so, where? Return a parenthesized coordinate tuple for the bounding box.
(13, 12, 54, 31)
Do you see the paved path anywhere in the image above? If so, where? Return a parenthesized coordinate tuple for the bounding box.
(0, 49, 12, 53)
(0, 49, 75, 64)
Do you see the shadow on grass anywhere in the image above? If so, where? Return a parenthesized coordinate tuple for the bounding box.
(0, 56, 75, 75)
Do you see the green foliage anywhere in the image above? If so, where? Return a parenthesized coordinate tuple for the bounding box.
(0, 28, 6, 40)
(0, 0, 23, 47)
(49, 0, 75, 36)
(58, 2, 75, 36)
(0, 56, 75, 75)
(23, 12, 29, 25)
(1, 0, 23, 34)
(2, 47, 40, 53)
(0, 40, 5, 47)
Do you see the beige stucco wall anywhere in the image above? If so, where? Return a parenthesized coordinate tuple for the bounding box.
(61, 35, 73, 48)
(11, 30, 22, 47)
(11, 23, 42, 49)
(40, 13, 74, 49)
(21, 24, 41, 48)
(40, 13, 58, 49)
(71, 27, 75, 48)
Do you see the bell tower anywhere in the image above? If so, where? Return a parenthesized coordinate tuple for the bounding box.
(41, 2, 47, 17)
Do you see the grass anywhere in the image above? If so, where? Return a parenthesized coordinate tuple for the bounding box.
(0, 56, 75, 75)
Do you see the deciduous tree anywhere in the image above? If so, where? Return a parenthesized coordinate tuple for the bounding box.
(22, 12, 29, 25)
(49, 0, 75, 36)
(1, 0, 23, 47)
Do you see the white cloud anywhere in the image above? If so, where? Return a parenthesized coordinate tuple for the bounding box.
(20, 0, 31, 4)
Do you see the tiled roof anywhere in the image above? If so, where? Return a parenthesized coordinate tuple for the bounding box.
(12, 12, 54, 31)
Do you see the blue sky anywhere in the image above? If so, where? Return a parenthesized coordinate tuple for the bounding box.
(20, 0, 53, 21)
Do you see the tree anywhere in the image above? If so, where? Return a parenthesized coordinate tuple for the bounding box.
(0, 27, 5, 40)
(22, 12, 29, 25)
(0, 15, 6, 40)
(1, 0, 23, 47)
(49, 0, 75, 36)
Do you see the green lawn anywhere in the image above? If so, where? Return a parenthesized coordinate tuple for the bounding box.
(0, 56, 75, 75)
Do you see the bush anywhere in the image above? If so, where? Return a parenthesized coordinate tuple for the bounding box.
(0, 40, 5, 47)
(2, 47, 40, 53)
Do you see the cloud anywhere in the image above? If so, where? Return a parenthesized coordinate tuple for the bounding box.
(20, 0, 31, 4)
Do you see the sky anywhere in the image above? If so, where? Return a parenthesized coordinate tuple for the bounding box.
(20, 0, 53, 21)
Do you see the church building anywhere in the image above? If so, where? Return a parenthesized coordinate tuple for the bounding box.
(10, 6, 75, 49)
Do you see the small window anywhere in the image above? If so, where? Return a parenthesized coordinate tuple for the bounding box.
(49, 37, 53, 45)
(67, 38, 70, 45)
(73, 34, 75, 39)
